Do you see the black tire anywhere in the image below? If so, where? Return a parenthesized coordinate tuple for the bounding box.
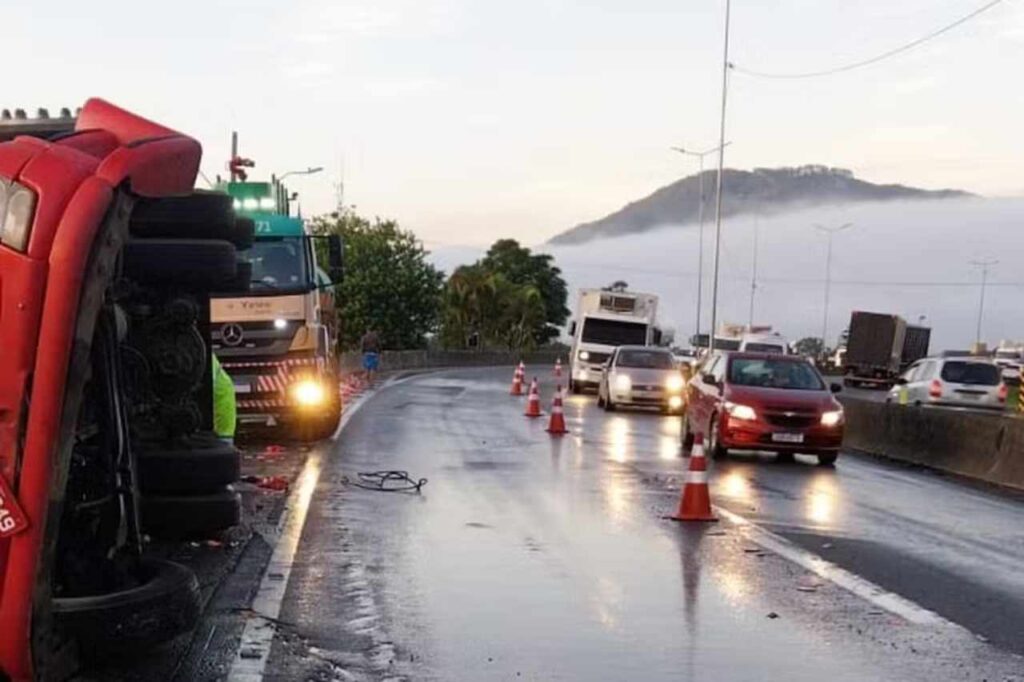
(124, 238, 237, 290)
(570, 380, 580, 395)
(817, 453, 838, 467)
(141, 488, 241, 539)
(681, 412, 694, 452)
(708, 415, 726, 459)
(130, 190, 233, 236)
(596, 392, 605, 408)
(136, 433, 240, 494)
(295, 405, 342, 442)
(53, 558, 200, 656)
(605, 395, 616, 412)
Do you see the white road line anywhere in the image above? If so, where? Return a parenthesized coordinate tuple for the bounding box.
(715, 506, 958, 628)
(227, 378, 398, 682)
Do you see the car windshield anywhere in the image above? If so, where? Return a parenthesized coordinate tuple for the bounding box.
(581, 318, 647, 345)
(744, 342, 785, 353)
(617, 349, 674, 369)
(941, 361, 1000, 386)
(728, 358, 824, 390)
(238, 237, 309, 291)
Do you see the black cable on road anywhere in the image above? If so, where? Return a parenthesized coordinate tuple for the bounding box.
(343, 470, 428, 494)
(731, 0, 1006, 80)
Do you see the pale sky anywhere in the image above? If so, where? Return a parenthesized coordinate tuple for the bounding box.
(7, 0, 1024, 246)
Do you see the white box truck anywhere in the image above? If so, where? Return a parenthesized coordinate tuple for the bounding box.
(568, 289, 659, 393)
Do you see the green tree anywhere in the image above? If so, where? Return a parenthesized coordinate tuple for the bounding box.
(310, 211, 444, 350)
(793, 337, 825, 358)
(440, 266, 546, 351)
(478, 239, 569, 344)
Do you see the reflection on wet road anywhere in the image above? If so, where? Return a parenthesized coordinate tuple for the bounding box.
(262, 367, 1024, 681)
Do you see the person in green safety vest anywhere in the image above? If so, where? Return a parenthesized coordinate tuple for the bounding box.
(212, 354, 237, 445)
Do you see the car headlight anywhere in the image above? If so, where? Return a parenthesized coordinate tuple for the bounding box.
(669, 395, 684, 409)
(724, 401, 756, 421)
(0, 179, 38, 252)
(821, 410, 844, 427)
(579, 350, 590, 361)
(290, 379, 326, 407)
(665, 374, 685, 392)
(614, 374, 631, 391)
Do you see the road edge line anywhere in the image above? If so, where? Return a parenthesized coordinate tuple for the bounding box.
(226, 376, 403, 681)
(715, 506, 959, 629)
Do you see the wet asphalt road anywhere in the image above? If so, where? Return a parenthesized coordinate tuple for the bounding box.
(260, 367, 1024, 681)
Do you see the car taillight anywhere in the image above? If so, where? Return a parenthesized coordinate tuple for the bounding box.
(0, 179, 38, 252)
(928, 379, 943, 399)
(998, 383, 1008, 403)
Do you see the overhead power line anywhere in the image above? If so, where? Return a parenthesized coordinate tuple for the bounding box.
(730, 0, 1006, 80)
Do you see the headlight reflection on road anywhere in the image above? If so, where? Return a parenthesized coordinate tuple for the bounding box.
(607, 416, 631, 463)
(804, 473, 839, 527)
(720, 471, 753, 503)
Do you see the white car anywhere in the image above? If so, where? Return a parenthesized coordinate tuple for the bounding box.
(994, 347, 1022, 385)
(598, 345, 686, 414)
(887, 356, 1007, 411)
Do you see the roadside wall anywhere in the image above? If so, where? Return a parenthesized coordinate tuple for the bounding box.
(841, 399, 1024, 491)
(338, 349, 564, 374)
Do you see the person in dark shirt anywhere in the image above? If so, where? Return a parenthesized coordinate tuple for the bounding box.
(361, 329, 381, 383)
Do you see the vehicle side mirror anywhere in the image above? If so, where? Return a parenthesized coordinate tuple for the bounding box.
(569, 321, 577, 336)
(895, 377, 908, 386)
(702, 373, 717, 386)
(327, 234, 344, 283)
(830, 383, 842, 393)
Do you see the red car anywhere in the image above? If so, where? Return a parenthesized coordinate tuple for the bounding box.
(682, 352, 844, 465)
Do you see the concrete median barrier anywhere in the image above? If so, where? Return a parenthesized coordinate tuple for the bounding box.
(338, 349, 564, 374)
(841, 398, 1024, 491)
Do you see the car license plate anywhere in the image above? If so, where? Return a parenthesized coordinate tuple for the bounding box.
(772, 432, 804, 444)
(234, 383, 252, 394)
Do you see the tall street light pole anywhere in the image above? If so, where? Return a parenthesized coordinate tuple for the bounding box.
(816, 222, 853, 351)
(670, 142, 731, 345)
(971, 258, 998, 347)
(709, 0, 732, 353)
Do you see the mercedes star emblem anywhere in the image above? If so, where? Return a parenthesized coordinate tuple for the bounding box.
(221, 323, 244, 346)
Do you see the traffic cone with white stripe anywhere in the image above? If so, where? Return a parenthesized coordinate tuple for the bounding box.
(524, 378, 542, 418)
(510, 363, 524, 396)
(670, 433, 717, 522)
(554, 357, 563, 379)
(546, 384, 568, 434)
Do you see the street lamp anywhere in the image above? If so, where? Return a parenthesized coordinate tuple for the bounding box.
(970, 258, 998, 347)
(671, 142, 731, 345)
(709, 0, 732, 353)
(815, 222, 853, 351)
(278, 166, 324, 181)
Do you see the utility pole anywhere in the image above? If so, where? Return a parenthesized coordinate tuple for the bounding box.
(709, 0, 732, 353)
(815, 222, 853, 351)
(670, 141, 731, 345)
(971, 258, 998, 346)
(748, 210, 759, 327)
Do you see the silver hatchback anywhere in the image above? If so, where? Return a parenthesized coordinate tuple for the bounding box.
(887, 356, 1007, 411)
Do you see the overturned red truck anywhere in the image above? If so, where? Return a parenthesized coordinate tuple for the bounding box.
(0, 100, 263, 680)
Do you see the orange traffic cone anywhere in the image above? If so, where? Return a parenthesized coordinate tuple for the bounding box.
(524, 378, 542, 418)
(670, 434, 717, 522)
(554, 357, 563, 379)
(510, 364, 523, 396)
(546, 384, 568, 434)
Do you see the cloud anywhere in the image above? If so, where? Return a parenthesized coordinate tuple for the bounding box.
(364, 78, 443, 98)
(294, 0, 462, 39)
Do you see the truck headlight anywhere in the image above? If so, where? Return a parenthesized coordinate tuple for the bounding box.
(291, 379, 326, 407)
(725, 401, 756, 421)
(665, 374, 685, 393)
(578, 350, 590, 361)
(0, 179, 38, 252)
(614, 374, 631, 391)
(821, 410, 843, 427)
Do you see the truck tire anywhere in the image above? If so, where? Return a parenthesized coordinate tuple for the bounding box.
(141, 488, 241, 539)
(52, 558, 200, 656)
(136, 434, 240, 495)
(124, 238, 237, 290)
(130, 190, 233, 235)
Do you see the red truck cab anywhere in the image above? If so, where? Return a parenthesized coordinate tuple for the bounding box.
(0, 100, 201, 681)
